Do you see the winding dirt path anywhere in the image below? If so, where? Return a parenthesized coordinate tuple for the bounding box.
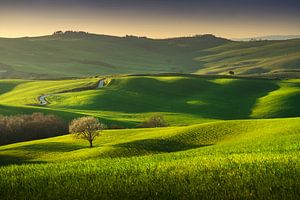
(98, 79, 105, 88)
(38, 94, 53, 105)
(38, 79, 105, 105)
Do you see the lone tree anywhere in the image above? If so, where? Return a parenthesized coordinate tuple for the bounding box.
(229, 70, 235, 75)
(69, 117, 105, 147)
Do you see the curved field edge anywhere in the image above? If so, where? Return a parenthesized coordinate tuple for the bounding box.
(251, 79, 300, 118)
(0, 117, 299, 199)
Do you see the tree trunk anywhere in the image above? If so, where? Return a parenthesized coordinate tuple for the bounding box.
(89, 140, 93, 148)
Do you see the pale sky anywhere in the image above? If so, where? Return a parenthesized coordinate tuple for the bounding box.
(0, 0, 299, 39)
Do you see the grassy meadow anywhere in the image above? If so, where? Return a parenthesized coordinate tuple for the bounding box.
(0, 117, 299, 199)
(0, 75, 300, 199)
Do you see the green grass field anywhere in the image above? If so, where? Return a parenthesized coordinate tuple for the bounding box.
(0, 33, 299, 79)
(0, 75, 300, 199)
(0, 117, 299, 199)
(1, 76, 299, 126)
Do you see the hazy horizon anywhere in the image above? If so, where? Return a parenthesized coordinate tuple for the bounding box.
(1, 31, 300, 40)
(1, 0, 300, 39)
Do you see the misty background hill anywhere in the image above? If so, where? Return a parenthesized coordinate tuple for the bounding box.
(0, 31, 299, 79)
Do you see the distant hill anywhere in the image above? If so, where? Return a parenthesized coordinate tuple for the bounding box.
(234, 35, 300, 41)
(0, 31, 299, 78)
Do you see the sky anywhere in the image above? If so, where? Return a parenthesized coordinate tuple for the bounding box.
(0, 0, 299, 39)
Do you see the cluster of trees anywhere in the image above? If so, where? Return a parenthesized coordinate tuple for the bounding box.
(0, 113, 168, 147)
(52, 31, 91, 38)
(0, 113, 67, 145)
(124, 35, 148, 40)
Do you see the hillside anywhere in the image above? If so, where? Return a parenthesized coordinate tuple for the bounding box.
(1, 117, 299, 164)
(0, 75, 299, 127)
(1, 75, 300, 199)
(0, 32, 299, 78)
(0, 117, 299, 199)
(195, 39, 300, 77)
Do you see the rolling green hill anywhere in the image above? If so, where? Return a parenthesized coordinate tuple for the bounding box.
(0, 32, 299, 78)
(1, 117, 299, 163)
(0, 117, 299, 199)
(1, 75, 300, 199)
(1, 31, 299, 199)
(0, 76, 299, 127)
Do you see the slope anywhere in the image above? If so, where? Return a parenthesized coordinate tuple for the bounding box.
(0, 117, 299, 199)
(1, 76, 300, 126)
(0, 117, 299, 164)
(0, 32, 299, 78)
(196, 39, 300, 77)
(0, 33, 228, 78)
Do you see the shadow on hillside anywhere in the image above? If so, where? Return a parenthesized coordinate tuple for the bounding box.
(114, 138, 210, 154)
(0, 81, 21, 95)
(7, 142, 85, 152)
(0, 155, 45, 166)
(63, 77, 280, 120)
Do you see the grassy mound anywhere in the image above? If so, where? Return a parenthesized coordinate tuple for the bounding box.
(0, 117, 299, 199)
(251, 79, 300, 118)
(0, 78, 99, 105)
(0, 117, 299, 163)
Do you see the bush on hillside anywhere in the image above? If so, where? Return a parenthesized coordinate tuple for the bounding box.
(138, 115, 168, 128)
(0, 113, 67, 145)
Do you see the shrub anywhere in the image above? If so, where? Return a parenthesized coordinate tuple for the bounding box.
(138, 115, 168, 128)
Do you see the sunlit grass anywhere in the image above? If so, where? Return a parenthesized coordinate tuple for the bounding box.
(0, 117, 299, 199)
(0, 75, 300, 199)
(0, 76, 299, 127)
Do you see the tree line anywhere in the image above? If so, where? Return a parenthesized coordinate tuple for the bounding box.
(0, 113, 168, 146)
(0, 113, 67, 145)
